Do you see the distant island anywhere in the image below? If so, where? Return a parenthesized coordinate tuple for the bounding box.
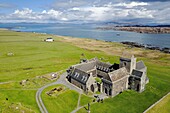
(96, 25, 170, 34)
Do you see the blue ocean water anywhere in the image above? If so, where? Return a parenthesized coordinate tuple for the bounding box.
(0, 23, 170, 48)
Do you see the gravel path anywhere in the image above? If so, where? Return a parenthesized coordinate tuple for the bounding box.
(36, 72, 83, 113)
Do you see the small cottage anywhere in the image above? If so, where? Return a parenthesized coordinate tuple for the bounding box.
(44, 38, 54, 42)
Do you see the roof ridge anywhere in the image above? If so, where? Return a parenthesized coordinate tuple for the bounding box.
(75, 68, 89, 74)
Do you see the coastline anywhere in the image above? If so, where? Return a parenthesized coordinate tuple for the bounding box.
(3, 28, 169, 54)
(0, 28, 9, 30)
(96, 26, 170, 34)
(1, 29, 170, 56)
(1, 24, 170, 48)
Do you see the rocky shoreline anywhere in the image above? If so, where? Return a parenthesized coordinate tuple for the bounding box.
(97, 26, 170, 34)
(121, 41, 170, 53)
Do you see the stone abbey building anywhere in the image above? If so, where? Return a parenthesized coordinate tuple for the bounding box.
(66, 56, 149, 97)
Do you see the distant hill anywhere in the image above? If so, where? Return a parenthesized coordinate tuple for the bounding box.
(101, 21, 170, 27)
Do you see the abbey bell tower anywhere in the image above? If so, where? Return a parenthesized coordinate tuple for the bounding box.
(119, 55, 136, 74)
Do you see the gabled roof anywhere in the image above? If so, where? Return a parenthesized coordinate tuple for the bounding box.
(74, 61, 96, 72)
(97, 70, 110, 80)
(108, 67, 128, 82)
(96, 60, 113, 73)
(120, 57, 131, 62)
(70, 68, 90, 85)
(136, 61, 146, 70)
(96, 60, 112, 68)
(132, 69, 143, 77)
(74, 59, 113, 73)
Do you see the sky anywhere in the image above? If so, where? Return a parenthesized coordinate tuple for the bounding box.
(0, 0, 170, 24)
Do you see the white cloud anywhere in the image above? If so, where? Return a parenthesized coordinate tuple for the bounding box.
(3, 8, 63, 22)
(69, 6, 111, 21)
(14, 8, 33, 15)
(0, 1, 169, 24)
(66, 2, 153, 21)
(41, 9, 62, 19)
(113, 2, 149, 8)
(152, 7, 170, 23)
(128, 8, 154, 18)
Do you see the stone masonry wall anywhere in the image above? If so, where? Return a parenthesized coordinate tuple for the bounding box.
(71, 78, 86, 91)
(112, 77, 128, 96)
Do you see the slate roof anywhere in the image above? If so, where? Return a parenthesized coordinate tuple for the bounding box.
(96, 60, 112, 68)
(120, 57, 131, 62)
(102, 78, 113, 85)
(132, 69, 143, 77)
(70, 68, 90, 85)
(74, 61, 96, 72)
(97, 70, 110, 80)
(74, 59, 113, 73)
(109, 67, 128, 82)
(136, 61, 146, 70)
(96, 60, 113, 73)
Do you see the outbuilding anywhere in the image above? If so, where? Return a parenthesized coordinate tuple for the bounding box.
(44, 38, 54, 42)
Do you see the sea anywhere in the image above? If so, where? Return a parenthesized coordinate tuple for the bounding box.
(0, 23, 170, 48)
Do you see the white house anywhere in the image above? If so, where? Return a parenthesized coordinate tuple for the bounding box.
(44, 38, 54, 42)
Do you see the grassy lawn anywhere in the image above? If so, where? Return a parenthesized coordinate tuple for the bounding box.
(147, 93, 170, 113)
(0, 31, 82, 82)
(0, 30, 170, 113)
(0, 30, 118, 83)
(0, 89, 39, 113)
(80, 94, 94, 107)
(41, 84, 79, 113)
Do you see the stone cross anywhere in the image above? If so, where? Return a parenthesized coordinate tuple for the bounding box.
(88, 103, 90, 113)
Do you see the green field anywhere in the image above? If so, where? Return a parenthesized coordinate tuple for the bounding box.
(80, 94, 94, 107)
(0, 30, 170, 113)
(41, 85, 94, 113)
(41, 84, 79, 113)
(147, 93, 170, 113)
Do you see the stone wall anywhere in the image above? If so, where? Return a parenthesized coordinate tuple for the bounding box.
(120, 60, 131, 72)
(112, 76, 128, 96)
(71, 78, 86, 91)
(102, 80, 112, 96)
(87, 69, 97, 77)
(139, 73, 146, 92)
(86, 73, 96, 92)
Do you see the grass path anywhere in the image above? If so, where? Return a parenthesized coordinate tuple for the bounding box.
(71, 94, 95, 113)
(0, 81, 13, 84)
(77, 93, 82, 108)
